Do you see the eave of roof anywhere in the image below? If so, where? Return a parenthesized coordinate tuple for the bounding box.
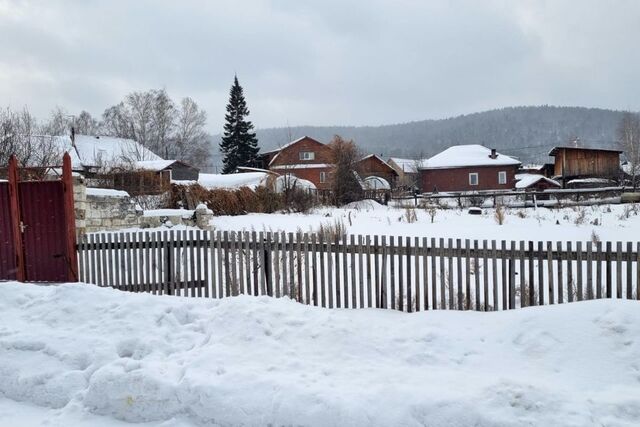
(548, 146, 623, 156)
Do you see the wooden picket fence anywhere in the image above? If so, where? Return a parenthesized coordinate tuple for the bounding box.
(77, 230, 640, 311)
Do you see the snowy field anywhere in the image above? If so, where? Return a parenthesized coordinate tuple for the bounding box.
(1, 282, 640, 426)
(210, 200, 640, 243)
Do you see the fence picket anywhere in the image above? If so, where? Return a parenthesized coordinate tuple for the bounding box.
(414, 237, 420, 312)
(605, 241, 612, 299)
(576, 241, 583, 302)
(626, 241, 633, 300)
(492, 240, 498, 310)
(464, 239, 470, 310)
(368, 236, 374, 309)
(440, 238, 446, 310)
(596, 241, 603, 299)
(448, 238, 454, 311)
(482, 240, 489, 311)
(397, 236, 404, 311)
(326, 233, 333, 308)
(616, 241, 622, 299)
(311, 234, 318, 305)
(432, 238, 438, 310)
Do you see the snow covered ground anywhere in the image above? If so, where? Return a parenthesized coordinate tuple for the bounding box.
(211, 200, 640, 243)
(1, 282, 639, 426)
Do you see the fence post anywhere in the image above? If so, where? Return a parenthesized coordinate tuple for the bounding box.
(7, 155, 25, 282)
(62, 152, 78, 282)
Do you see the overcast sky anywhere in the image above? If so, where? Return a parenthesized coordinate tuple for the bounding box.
(1, 0, 639, 133)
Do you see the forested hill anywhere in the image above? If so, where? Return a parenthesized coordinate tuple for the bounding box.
(242, 106, 628, 164)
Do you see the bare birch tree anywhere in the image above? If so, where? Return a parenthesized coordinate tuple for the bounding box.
(617, 111, 640, 189)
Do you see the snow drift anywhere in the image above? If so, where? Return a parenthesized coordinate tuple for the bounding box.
(0, 282, 639, 426)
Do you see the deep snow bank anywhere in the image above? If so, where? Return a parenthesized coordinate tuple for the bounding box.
(0, 283, 639, 426)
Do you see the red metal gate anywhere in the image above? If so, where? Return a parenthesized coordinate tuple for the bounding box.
(0, 182, 17, 280)
(0, 154, 77, 283)
(19, 181, 71, 282)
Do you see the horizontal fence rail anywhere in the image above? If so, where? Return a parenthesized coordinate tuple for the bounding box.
(77, 231, 640, 311)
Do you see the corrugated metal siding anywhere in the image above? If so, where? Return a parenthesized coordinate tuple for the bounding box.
(19, 181, 68, 282)
(0, 182, 17, 280)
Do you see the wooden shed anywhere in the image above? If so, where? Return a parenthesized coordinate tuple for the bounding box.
(549, 146, 622, 186)
(355, 155, 398, 187)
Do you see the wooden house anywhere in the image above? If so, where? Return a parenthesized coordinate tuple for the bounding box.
(260, 136, 334, 189)
(418, 145, 521, 193)
(548, 146, 622, 187)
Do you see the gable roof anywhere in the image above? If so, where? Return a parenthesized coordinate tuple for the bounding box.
(268, 136, 328, 166)
(419, 145, 520, 170)
(388, 157, 419, 174)
(357, 154, 398, 175)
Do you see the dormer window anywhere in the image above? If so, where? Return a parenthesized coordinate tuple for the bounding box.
(299, 151, 315, 161)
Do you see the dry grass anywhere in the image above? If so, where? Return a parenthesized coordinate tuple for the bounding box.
(317, 218, 347, 241)
(403, 207, 418, 223)
(494, 204, 506, 225)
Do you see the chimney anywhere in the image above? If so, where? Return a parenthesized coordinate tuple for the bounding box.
(490, 148, 497, 159)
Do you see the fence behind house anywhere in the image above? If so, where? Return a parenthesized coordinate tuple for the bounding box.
(77, 231, 640, 311)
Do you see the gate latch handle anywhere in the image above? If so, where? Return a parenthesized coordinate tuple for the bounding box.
(19, 221, 27, 233)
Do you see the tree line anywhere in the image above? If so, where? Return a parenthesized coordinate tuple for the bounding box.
(0, 89, 211, 168)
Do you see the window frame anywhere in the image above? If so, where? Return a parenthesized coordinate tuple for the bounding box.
(469, 172, 479, 186)
(498, 171, 507, 185)
(299, 151, 315, 161)
(319, 171, 326, 183)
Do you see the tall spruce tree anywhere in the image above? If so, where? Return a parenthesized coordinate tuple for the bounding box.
(219, 76, 259, 173)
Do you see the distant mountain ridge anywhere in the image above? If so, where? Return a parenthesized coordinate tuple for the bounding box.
(210, 106, 629, 167)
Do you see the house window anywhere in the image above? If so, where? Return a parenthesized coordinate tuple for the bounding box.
(320, 171, 326, 183)
(469, 173, 479, 186)
(299, 151, 315, 161)
(498, 171, 507, 185)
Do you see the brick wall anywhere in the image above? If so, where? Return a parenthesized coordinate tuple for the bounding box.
(420, 165, 519, 192)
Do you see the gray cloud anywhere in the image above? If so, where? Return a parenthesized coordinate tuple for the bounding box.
(0, 0, 638, 132)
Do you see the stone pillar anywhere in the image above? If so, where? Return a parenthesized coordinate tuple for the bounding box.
(73, 175, 87, 237)
(195, 203, 214, 230)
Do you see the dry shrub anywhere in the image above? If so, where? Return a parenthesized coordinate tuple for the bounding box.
(170, 183, 284, 215)
(591, 229, 601, 244)
(286, 187, 316, 213)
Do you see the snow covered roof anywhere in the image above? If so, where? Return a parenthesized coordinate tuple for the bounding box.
(388, 157, 419, 174)
(515, 173, 560, 189)
(419, 145, 520, 170)
(51, 134, 163, 170)
(135, 160, 179, 171)
(173, 172, 269, 190)
(261, 136, 309, 155)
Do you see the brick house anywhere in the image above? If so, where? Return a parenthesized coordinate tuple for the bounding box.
(355, 154, 398, 188)
(419, 145, 521, 193)
(260, 136, 334, 189)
